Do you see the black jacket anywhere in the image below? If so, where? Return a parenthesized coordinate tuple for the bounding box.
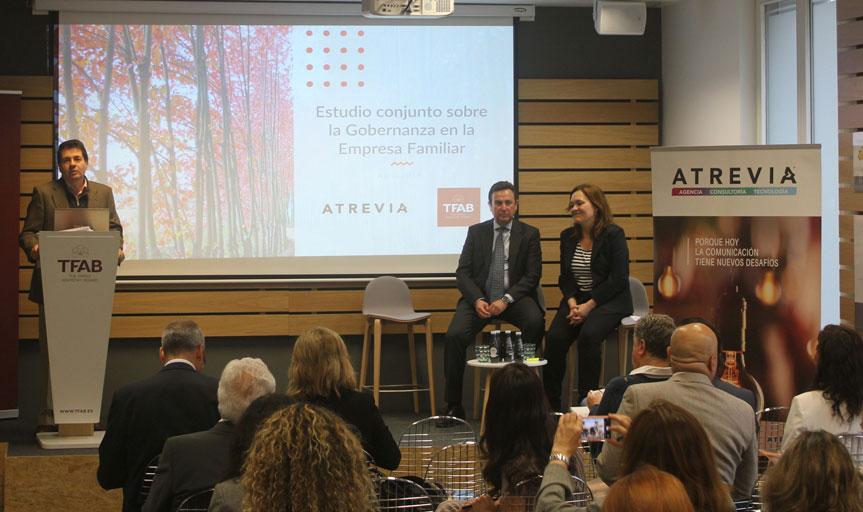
(557, 223, 633, 316)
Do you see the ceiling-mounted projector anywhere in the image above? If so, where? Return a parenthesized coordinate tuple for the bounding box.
(362, 0, 454, 17)
(593, 0, 647, 36)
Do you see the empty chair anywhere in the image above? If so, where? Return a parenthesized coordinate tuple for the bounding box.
(397, 416, 476, 478)
(361, 276, 436, 414)
(425, 441, 484, 500)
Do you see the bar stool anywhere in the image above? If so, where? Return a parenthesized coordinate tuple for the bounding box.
(360, 276, 436, 414)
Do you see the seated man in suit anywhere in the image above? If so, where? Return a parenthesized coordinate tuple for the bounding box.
(142, 357, 276, 512)
(442, 181, 544, 421)
(587, 314, 675, 416)
(98, 320, 221, 512)
(596, 322, 758, 501)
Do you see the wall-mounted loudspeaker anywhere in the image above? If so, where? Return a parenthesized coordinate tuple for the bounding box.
(593, 0, 647, 36)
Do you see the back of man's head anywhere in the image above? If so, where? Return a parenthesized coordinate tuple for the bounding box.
(217, 358, 276, 423)
(635, 314, 676, 360)
(161, 320, 205, 362)
(669, 323, 718, 377)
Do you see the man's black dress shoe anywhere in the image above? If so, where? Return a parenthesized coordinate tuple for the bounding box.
(435, 404, 466, 428)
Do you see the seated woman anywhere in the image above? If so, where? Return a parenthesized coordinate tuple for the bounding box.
(208, 393, 294, 512)
(782, 324, 863, 451)
(543, 184, 633, 410)
(437, 363, 560, 511)
(287, 326, 401, 470)
(537, 401, 733, 512)
(763, 430, 863, 512)
(603, 465, 694, 512)
(243, 403, 377, 511)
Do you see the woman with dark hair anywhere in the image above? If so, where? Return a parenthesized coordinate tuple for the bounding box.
(763, 430, 863, 512)
(782, 324, 863, 451)
(618, 400, 733, 512)
(287, 326, 400, 469)
(543, 184, 633, 410)
(208, 393, 294, 512)
(481, 362, 556, 494)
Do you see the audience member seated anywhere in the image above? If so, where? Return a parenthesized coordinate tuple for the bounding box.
(612, 400, 734, 512)
(678, 317, 757, 412)
(782, 324, 863, 451)
(436, 363, 556, 511)
(142, 358, 276, 512)
(241, 403, 377, 511)
(763, 430, 863, 512)
(602, 465, 694, 512)
(535, 413, 600, 512)
(286, 326, 401, 470)
(98, 320, 221, 512)
(597, 322, 757, 501)
(586, 314, 675, 415)
(208, 394, 294, 512)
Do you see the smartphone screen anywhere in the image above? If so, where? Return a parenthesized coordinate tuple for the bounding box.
(581, 415, 611, 442)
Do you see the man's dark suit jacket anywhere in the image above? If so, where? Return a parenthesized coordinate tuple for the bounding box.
(308, 389, 401, 470)
(18, 179, 123, 303)
(97, 362, 220, 512)
(141, 421, 234, 512)
(557, 223, 632, 315)
(455, 218, 541, 305)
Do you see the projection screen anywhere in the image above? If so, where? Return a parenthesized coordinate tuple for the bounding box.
(56, 20, 516, 278)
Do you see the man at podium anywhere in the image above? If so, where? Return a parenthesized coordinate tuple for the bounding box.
(18, 139, 123, 429)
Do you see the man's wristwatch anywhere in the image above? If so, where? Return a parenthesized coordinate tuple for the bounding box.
(500, 295, 513, 305)
(549, 453, 570, 465)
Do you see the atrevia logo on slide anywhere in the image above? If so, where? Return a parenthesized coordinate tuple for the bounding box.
(438, 188, 480, 226)
(670, 165, 798, 196)
(57, 245, 103, 273)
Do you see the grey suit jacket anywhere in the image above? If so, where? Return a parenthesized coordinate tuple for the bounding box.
(207, 478, 242, 512)
(19, 179, 123, 303)
(596, 371, 758, 500)
(142, 421, 235, 512)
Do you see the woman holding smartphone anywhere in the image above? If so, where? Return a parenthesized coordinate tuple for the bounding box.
(543, 184, 633, 411)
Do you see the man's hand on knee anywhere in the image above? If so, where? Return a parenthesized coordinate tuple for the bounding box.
(474, 299, 492, 319)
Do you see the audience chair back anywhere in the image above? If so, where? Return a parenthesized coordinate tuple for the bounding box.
(376, 477, 436, 512)
(397, 415, 476, 477)
(756, 406, 790, 453)
(361, 276, 436, 414)
(138, 455, 160, 501)
(508, 474, 593, 511)
(838, 432, 863, 470)
(176, 488, 215, 512)
(424, 441, 484, 500)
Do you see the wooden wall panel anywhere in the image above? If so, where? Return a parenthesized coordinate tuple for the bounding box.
(837, 10, 860, 327)
(14, 77, 658, 340)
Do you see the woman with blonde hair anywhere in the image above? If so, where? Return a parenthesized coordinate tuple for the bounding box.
(603, 465, 695, 512)
(763, 430, 863, 512)
(242, 402, 378, 512)
(287, 326, 400, 469)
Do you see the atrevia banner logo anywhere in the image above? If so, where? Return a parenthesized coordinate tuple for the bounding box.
(58, 245, 103, 273)
(438, 188, 480, 226)
(671, 166, 798, 196)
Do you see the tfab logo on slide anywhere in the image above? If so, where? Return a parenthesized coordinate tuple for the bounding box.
(438, 188, 480, 226)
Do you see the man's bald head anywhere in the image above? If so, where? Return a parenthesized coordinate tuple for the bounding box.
(668, 322, 718, 377)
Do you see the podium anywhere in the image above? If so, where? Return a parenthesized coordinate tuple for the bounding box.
(36, 231, 120, 449)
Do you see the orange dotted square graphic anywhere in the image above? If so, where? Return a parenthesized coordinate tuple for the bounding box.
(438, 188, 481, 227)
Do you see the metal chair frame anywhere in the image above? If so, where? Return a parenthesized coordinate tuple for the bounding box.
(176, 488, 215, 512)
(397, 415, 476, 478)
(424, 441, 484, 501)
(138, 454, 160, 501)
(376, 476, 436, 512)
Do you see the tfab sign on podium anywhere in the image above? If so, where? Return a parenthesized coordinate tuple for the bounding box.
(37, 230, 120, 449)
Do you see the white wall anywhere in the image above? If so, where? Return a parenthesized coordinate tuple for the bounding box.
(662, 0, 757, 146)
